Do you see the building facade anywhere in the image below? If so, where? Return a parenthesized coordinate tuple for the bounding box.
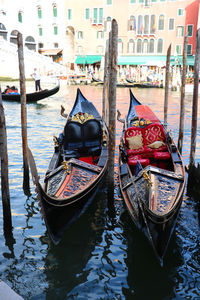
(65, 0, 200, 68)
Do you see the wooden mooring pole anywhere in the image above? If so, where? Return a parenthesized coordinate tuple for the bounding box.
(178, 35, 188, 154)
(0, 89, 13, 236)
(164, 44, 171, 129)
(17, 32, 30, 192)
(189, 28, 200, 168)
(187, 28, 200, 196)
(107, 19, 118, 192)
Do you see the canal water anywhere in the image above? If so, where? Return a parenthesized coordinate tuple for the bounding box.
(0, 82, 200, 299)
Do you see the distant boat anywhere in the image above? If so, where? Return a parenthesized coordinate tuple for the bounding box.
(1, 81, 60, 102)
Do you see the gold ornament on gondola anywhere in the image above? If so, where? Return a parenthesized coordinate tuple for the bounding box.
(71, 113, 94, 124)
(62, 161, 70, 174)
(53, 136, 59, 147)
(142, 170, 152, 186)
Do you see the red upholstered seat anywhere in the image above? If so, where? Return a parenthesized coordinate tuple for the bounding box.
(124, 127, 145, 155)
(128, 155, 150, 166)
(154, 151, 170, 160)
(143, 123, 167, 153)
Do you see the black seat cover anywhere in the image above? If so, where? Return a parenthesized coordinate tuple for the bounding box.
(83, 119, 102, 148)
(63, 121, 83, 150)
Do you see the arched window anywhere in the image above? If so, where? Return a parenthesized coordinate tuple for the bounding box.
(158, 15, 164, 30)
(157, 38, 163, 53)
(149, 39, 154, 53)
(128, 39, 134, 53)
(10, 30, 18, 44)
(144, 15, 149, 34)
(25, 36, 36, 51)
(143, 39, 148, 53)
(137, 15, 143, 34)
(137, 39, 142, 53)
(53, 4, 57, 17)
(0, 23, 7, 40)
(118, 38, 123, 54)
(37, 6, 42, 19)
(106, 16, 112, 32)
(18, 11, 23, 23)
(150, 15, 156, 34)
(128, 15, 136, 31)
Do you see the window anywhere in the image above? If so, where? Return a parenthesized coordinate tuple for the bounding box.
(93, 8, 97, 24)
(54, 26, 58, 35)
(137, 15, 143, 34)
(176, 26, 184, 37)
(54, 43, 58, 48)
(187, 25, 193, 37)
(144, 15, 149, 34)
(149, 39, 154, 53)
(160, 0, 166, 2)
(137, 39, 142, 53)
(78, 31, 83, 39)
(143, 39, 148, 53)
(128, 39, 135, 53)
(93, 8, 103, 24)
(158, 15, 164, 30)
(157, 38, 163, 53)
(152, 0, 157, 2)
(150, 15, 156, 34)
(128, 15, 136, 31)
(106, 16, 112, 31)
(139, 0, 144, 3)
(187, 44, 192, 55)
(169, 18, 174, 30)
(38, 43, 43, 48)
(130, 0, 136, 3)
(144, 0, 150, 7)
(176, 45, 182, 55)
(97, 45, 104, 53)
(85, 8, 90, 20)
(178, 8, 184, 16)
(118, 38, 123, 54)
(99, 8, 103, 24)
(78, 46, 83, 54)
(68, 9, 72, 20)
(107, 0, 112, 4)
(39, 27, 43, 36)
(37, 7, 42, 19)
(97, 31, 104, 39)
(18, 12, 22, 23)
(53, 5, 57, 17)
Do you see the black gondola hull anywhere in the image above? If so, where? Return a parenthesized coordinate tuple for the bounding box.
(2, 82, 60, 102)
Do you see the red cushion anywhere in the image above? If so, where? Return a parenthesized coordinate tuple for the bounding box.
(125, 126, 145, 155)
(143, 123, 166, 146)
(154, 151, 170, 160)
(128, 156, 150, 166)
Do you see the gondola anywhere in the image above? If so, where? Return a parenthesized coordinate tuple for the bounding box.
(125, 78, 161, 88)
(118, 89, 186, 265)
(28, 88, 108, 244)
(1, 81, 60, 102)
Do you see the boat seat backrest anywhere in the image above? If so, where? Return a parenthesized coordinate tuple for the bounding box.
(63, 119, 102, 152)
(124, 126, 144, 151)
(83, 119, 102, 148)
(63, 121, 83, 150)
(143, 123, 166, 146)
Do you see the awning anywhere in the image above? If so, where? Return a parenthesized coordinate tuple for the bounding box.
(39, 49, 63, 56)
(75, 55, 102, 64)
(118, 55, 195, 66)
(118, 55, 166, 66)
